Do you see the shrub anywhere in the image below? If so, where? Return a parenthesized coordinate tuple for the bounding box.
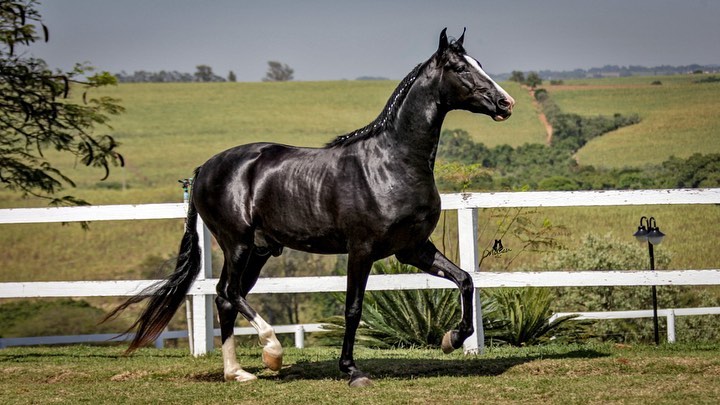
(538, 176, 579, 191)
(545, 234, 720, 343)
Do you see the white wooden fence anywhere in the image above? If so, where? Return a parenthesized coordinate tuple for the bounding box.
(0, 323, 325, 349)
(1, 189, 719, 355)
(550, 307, 720, 344)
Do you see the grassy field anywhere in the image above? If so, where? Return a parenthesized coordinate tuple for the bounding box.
(1, 343, 719, 404)
(546, 74, 720, 167)
(0, 76, 718, 285)
(30, 79, 545, 199)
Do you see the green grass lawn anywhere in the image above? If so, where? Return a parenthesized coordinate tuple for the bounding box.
(1, 343, 718, 404)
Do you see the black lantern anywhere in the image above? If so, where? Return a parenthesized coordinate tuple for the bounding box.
(633, 216, 665, 345)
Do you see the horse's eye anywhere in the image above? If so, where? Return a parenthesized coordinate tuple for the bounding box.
(454, 64, 468, 73)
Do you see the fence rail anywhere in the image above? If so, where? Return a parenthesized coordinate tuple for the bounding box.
(550, 307, 720, 343)
(0, 324, 326, 350)
(3, 270, 720, 299)
(2, 189, 719, 355)
(5, 304, 718, 349)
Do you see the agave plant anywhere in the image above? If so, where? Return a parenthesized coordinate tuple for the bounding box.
(319, 259, 500, 349)
(484, 287, 577, 346)
(360, 261, 462, 348)
(319, 260, 574, 348)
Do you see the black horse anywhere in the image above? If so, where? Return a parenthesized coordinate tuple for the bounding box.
(109, 28, 514, 387)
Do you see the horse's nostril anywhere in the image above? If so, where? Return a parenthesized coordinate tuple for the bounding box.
(498, 98, 511, 108)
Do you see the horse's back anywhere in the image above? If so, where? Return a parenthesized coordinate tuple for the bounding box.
(191, 143, 291, 238)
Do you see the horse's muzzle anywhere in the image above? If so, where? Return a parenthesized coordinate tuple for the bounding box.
(493, 96, 515, 121)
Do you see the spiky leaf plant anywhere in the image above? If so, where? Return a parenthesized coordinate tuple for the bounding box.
(319, 259, 502, 348)
(484, 287, 577, 346)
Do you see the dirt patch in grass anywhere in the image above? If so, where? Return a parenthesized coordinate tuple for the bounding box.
(110, 370, 149, 382)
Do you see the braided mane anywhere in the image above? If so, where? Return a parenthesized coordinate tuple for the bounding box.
(325, 61, 427, 148)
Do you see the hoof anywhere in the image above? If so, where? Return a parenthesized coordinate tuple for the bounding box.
(441, 330, 457, 354)
(225, 368, 257, 383)
(348, 375, 373, 388)
(262, 349, 283, 371)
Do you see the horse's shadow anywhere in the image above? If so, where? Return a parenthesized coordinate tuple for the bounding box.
(192, 348, 608, 383)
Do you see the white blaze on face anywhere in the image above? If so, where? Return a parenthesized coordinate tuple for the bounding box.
(463, 55, 516, 110)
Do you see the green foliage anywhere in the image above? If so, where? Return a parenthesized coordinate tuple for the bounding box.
(507, 70, 542, 88)
(524, 71, 542, 88)
(435, 161, 492, 191)
(320, 259, 463, 348)
(654, 153, 720, 188)
(476, 207, 567, 271)
(263, 61, 294, 82)
(545, 234, 720, 343)
(536, 93, 641, 151)
(0, 0, 124, 205)
(484, 288, 578, 346)
(509, 70, 525, 83)
(193, 65, 225, 82)
(693, 75, 720, 83)
(321, 259, 576, 348)
(538, 175, 579, 191)
(435, 85, 715, 192)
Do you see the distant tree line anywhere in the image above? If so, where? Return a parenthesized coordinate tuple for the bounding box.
(116, 64, 228, 83)
(116, 61, 297, 83)
(509, 71, 542, 88)
(495, 63, 720, 81)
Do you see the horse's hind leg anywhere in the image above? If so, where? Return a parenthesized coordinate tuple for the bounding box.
(216, 246, 282, 382)
(396, 240, 475, 353)
(216, 253, 255, 382)
(216, 294, 256, 382)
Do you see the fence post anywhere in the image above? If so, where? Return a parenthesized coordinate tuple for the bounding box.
(294, 325, 305, 349)
(155, 328, 166, 349)
(666, 309, 676, 343)
(457, 207, 484, 354)
(191, 217, 215, 356)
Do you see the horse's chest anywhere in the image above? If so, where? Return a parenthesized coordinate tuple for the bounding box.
(372, 191, 440, 238)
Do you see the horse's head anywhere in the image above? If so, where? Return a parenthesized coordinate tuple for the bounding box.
(434, 28, 515, 121)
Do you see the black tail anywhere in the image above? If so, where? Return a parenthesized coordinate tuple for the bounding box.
(103, 199, 203, 354)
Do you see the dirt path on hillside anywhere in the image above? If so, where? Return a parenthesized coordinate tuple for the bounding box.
(525, 86, 553, 145)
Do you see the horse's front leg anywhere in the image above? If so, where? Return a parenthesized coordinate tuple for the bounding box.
(339, 253, 373, 387)
(396, 240, 475, 353)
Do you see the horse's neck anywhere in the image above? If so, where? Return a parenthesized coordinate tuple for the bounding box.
(385, 75, 447, 167)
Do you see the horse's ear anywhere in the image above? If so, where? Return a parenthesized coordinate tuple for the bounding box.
(438, 28, 448, 52)
(457, 27, 466, 46)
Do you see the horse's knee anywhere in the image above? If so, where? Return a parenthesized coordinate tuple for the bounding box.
(456, 270, 474, 291)
(215, 295, 234, 312)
